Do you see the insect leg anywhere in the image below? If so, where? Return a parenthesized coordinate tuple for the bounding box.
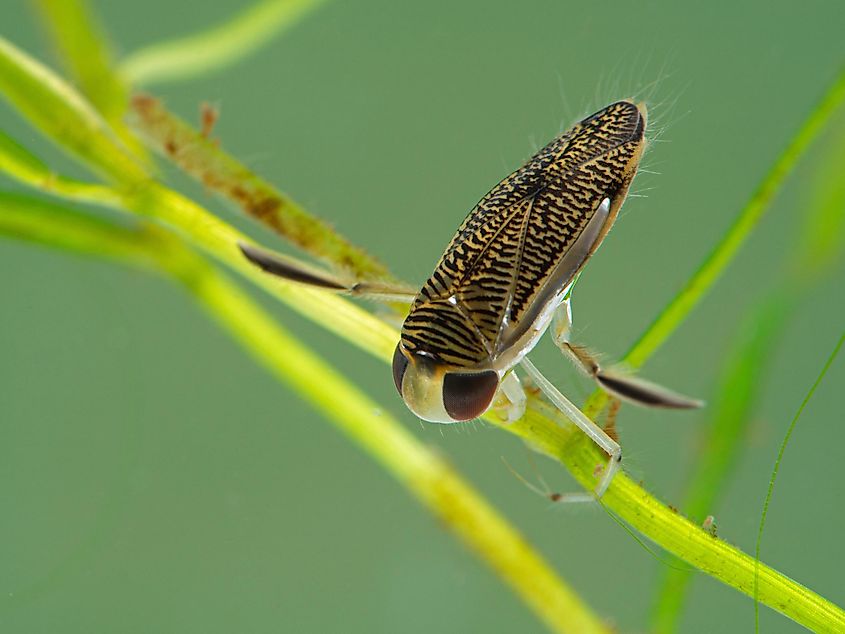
(551, 298, 703, 409)
(496, 370, 527, 423)
(238, 242, 417, 304)
(520, 358, 621, 499)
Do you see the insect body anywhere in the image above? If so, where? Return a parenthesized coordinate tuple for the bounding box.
(395, 100, 651, 422)
(240, 100, 701, 498)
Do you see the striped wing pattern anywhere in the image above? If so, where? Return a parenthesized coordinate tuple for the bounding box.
(401, 101, 645, 369)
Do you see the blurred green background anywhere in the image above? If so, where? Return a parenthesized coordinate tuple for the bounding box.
(2, 1, 845, 632)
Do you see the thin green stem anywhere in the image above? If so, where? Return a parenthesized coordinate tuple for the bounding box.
(0, 35, 146, 184)
(650, 296, 791, 633)
(0, 36, 399, 362)
(0, 192, 609, 634)
(0, 130, 122, 208)
(651, 112, 845, 631)
(119, 0, 328, 85)
(794, 111, 845, 280)
(494, 401, 845, 633)
(754, 331, 845, 631)
(29, 0, 151, 163)
(626, 68, 845, 369)
(31, 0, 127, 122)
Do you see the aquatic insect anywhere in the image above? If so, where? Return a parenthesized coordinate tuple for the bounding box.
(239, 100, 701, 498)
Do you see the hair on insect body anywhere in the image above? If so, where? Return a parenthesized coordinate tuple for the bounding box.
(239, 100, 703, 500)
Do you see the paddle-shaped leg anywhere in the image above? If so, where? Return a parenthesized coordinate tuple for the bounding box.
(238, 242, 417, 303)
(552, 294, 703, 409)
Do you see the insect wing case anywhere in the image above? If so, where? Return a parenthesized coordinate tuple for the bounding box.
(401, 101, 647, 371)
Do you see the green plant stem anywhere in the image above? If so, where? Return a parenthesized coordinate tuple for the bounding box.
(0, 130, 123, 208)
(754, 331, 845, 630)
(626, 68, 845, 368)
(650, 296, 792, 633)
(0, 192, 609, 634)
(28, 0, 152, 165)
(31, 0, 127, 122)
(651, 113, 845, 632)
(3, 36, 845, 631)
(0, 37, 399, 362)
(0, 36, 146, 184)
(127, 94, 398, 282)
(119, 0, 328, 85)
(498, 401, 845, 633)
(679, 297, 791, 521)
(0, 139, 399, 384)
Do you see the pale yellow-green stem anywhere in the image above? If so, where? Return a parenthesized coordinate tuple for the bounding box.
(0, 192, 609, 634)
(32, 0, 127, 122)
(0, 36, 146, 184)
(494, 401, 845, 633)
(119, 0, 328, 85)
(650, 296, 792, 633)
(30, 0, 150, 162)
(0, 130, 123, 208)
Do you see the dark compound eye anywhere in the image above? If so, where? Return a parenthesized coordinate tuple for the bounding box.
(442, 370, 499, 421)
(392, 344, 409, 394)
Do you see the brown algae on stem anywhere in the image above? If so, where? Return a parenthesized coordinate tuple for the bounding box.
(127, 93, 397, 282)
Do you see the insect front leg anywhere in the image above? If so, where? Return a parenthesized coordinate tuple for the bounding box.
(519, 358, 621, 499)
(552, 296, 703, 409)
(494, 370, 527, 423)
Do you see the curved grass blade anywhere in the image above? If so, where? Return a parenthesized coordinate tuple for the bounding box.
(31, 0, 127, 123)
(0, 130, 122, 208)
(651, 116, 845, 631)
(754, 331, 845, 631)
(625, 68, 845, 369)
(0, 37, 398, 361)
(650, 297, 790, 633)
(0, 36, 146, 184)
(120, 0, 328, 86)
(583, 67, 845, 419)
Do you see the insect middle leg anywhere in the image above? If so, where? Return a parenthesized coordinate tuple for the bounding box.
(519, 357, 621, 499)
(552, 297, 612, 395)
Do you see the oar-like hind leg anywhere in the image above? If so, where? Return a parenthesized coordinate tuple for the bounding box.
(238, 242, 417, 304)
(552, 294, 703, 409)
